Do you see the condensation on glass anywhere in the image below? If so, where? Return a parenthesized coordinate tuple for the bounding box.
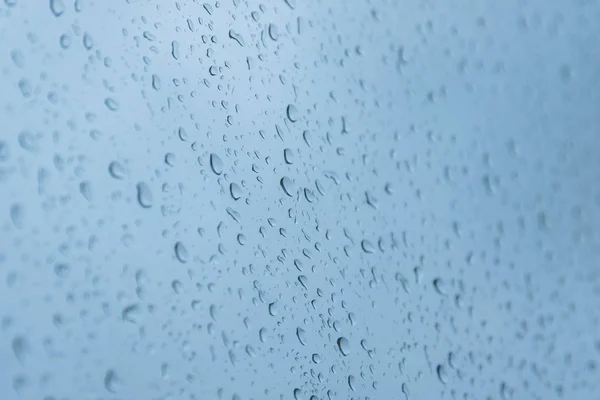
(0, 0, 599, 399)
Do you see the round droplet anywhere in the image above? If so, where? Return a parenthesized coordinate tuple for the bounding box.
(280, 176, 295, 197)
(286, 104, 298, 122)
(174, 241, 188, 263)
(312, 353, 322, 363)
(230, 183, 242, 200)
(164, 153, 176, 167)
(136, 182, 152, 208)
(337, 336, 351, 356)
(284, 148, 294, 164)
(210, 153, 223, 175)
(108, 161, 126, 179)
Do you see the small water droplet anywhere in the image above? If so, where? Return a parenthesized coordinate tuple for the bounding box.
(79, 181, 93, 201)
(108, 161, 126, 179)
(436, 364, 448, 384)
(104, 98, 119, 111)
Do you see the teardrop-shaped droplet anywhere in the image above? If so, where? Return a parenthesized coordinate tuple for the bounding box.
(280, 176, 295, 197)
(337, 336, 351, 356)
(210, 153, 223, 175)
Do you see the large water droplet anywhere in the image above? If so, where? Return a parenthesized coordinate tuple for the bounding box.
(280, 176, 295, 197)
(210, 153, 223, 175)
(230, 183, 242, 200)
(296, 327, 307, 345)
(136, 182, 152, 208)
(174, 241, 188, 263)
(337, 336, 351, 356)
(286, 104, 298, 122)
(49, 0, 65, 17)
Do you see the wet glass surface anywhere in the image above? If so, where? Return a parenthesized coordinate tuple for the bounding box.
(1, 0, 599, 399)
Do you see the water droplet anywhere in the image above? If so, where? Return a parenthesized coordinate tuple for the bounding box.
(361, 239, 375, 253)
(83, 33, 93, 50)
(284, 148, 294, 164)
(104, 369, 120, 393)
(152, 74, 161, 90)
(228, 29, 245, 46)
(284, 0, 296, 9)
(10, 203, 24, 228)
(433, 278, 447, 295)
(171, 41, 180, 59)
(280, 176, 295, 197)
(230, 183, 242, 200)
(436, 364, 448, 384)
(348, 375, 356, 391)
(12, 336, 30, 364)
(312, 353, 322, 363)
(337, 336, 351, 356)
(49, 0, 65, 17)
(237, 233, 246, 245)
(54, 263, 70, 277)
(268, 301, 278, 316)
(296, 327, 307, 345)
(174, 241, 188, 263)
(304, 188, 317, 203)
(108, 161, 126, 179)
(286, 104, 298, 122)
(79, 181, 93, 201)
(59, 34, 71, 49)
(136, 182, 152, 208)
(268, 23, 279, 40)
(105, 98, 119, 111)
(122, 304, 141, 323)
(210, 153, 223, 175)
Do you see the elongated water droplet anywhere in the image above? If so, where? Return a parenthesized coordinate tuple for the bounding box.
(337, 336, 351, 356)
(174, 241, 188, 263)
(287, 104, 298, 122)
(280, 176, 295, 197)
(136, 182, 152, 208)
(210, 153, 223, 175)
